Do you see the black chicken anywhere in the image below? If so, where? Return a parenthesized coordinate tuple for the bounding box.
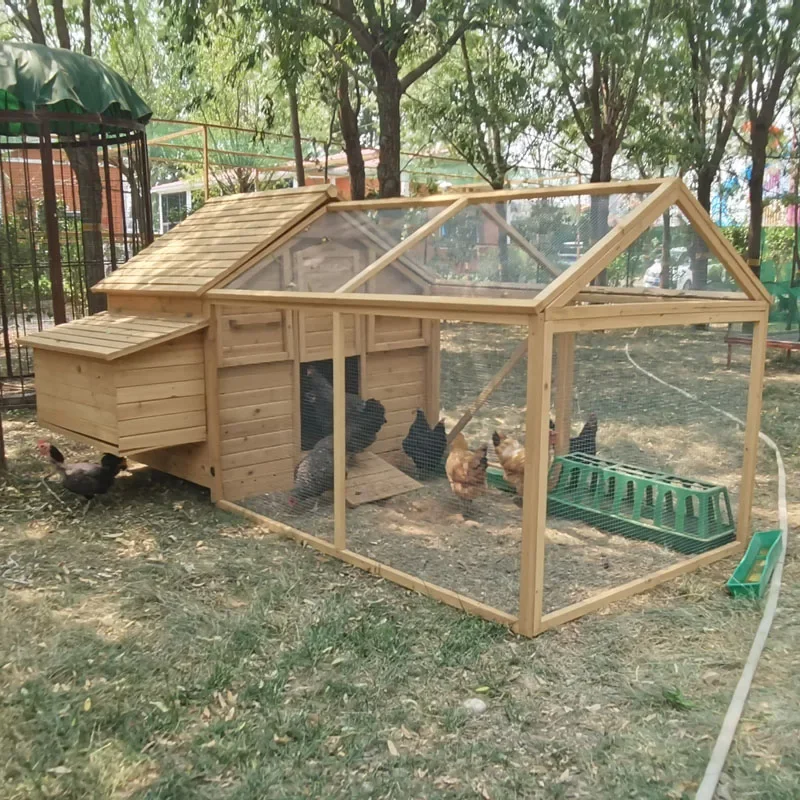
(37, 441, 127, 500)
(549, 412, 599, 456)
(302, 366, 366, 445)
(402, 409, 447, 476)
(289, 399, 387, 507)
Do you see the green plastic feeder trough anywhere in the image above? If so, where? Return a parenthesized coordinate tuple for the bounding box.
(727, 529, 783, 598)
(547, 453, 736, 554)
(487, 465, 515, 493)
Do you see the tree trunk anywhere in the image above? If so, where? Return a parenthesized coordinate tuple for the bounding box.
(589, 144, 614, 286)
(375, 67, 403, 198)
(661, 210, 672, 289)
(68, 146, 107, 314)
(338, 68, 365, 200)
(495, 197, 511, 281)
(287, 82, 305, 187)
(747, 122, 769, 280)
(690, 169, 713, 289)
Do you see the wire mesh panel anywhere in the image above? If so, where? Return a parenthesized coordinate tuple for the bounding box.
(358, 193, 651, 297)
(338, 314, 528, 617)
(543, 324, 753, 617)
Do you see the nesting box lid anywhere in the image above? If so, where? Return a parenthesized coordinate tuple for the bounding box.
(92, 184, 338, 296)
(19, 312, 208, 360)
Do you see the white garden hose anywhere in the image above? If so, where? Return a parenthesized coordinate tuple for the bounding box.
(623, 343, 789, 800)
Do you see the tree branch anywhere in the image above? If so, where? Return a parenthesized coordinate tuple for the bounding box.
(616, 0, 656, 146)
(7, 0, 46, 43)
(399, 18, 474, 91)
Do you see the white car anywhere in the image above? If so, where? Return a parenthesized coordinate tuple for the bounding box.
(642, 248, 693, 290)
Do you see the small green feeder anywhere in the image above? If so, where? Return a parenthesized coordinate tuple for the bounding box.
(727, 530, 783, 599)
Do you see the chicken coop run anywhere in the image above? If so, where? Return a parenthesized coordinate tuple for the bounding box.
(21, 177, 771, 636)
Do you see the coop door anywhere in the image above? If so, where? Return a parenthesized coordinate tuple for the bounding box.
(300, 356, 361, 451)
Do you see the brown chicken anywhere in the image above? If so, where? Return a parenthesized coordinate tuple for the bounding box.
(445, 433, 488, 514)
(492, 431, 526, 495)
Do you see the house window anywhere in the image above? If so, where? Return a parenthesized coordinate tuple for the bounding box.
(160, 192, 189, 233)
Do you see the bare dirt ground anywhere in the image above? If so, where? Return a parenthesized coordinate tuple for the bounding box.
(1, 325, 799, 799)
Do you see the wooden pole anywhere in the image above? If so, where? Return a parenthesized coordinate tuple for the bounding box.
(38, 121, 67, 325)
(336, 198, 469, 293)
(553, 333, 575, 456)
(518, 315, 553, 636)
(333, 312, 347, 549)
(479, 205, 560, 277)
(736, 312, 769, 544)
(203, 124, 210, 202)
(447, 337, 528, 444)
(204, 303, 223, 501)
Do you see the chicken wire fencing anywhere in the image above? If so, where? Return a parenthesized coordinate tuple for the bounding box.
(543, 324, 754, 617)
(233, 312, 529, 617)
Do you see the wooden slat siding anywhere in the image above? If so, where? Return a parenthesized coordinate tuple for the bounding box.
(221, 414, 293, 441)
(38, 403, 118, 444)
(113, 335, 208, 452)
(118, 394, 206, 421)
(221, 438, 293, 469)
(117, 379, 206, 404)
(299, 312, 359, 360)
(223, 448, 296, 482)
(121, 427, 208, 453)
(118, 410, 206, 437)
(34, 350, 116, 396)
(93, 186, 332, 296)
(116, 363, 205, 388)
(38, 420, 120, 454)
(107, 295, 204, 316)
(134, 442, 214, 489)
(36, 393, 118, 430)
(365, 346, 427, 451)
(37, 382, 117, 412)
(219, 360, 296, 497)
(219, 385, 292, 410)
(223, 458, 295, 501)
(219, 400, 293, 426)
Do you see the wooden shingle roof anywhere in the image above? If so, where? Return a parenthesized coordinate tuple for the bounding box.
(19, 313, 208, 360)
(93, 184, 337, 295)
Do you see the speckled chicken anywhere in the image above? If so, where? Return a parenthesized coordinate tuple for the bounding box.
(288, 399, 387, 507)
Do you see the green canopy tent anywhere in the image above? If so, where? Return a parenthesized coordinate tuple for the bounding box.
(0, 42, 151, 136)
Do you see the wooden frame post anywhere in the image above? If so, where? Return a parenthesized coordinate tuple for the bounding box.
(518, 315, 553, 636)
(204, 302, 223, 501)
(553, 332, 575, 455)
(736, 312, 769, 544)
(333, 312, 347, 549)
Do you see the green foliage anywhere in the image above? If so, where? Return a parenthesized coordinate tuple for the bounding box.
(408, 21, 551, 189)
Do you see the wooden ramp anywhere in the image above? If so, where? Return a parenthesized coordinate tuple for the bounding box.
(346, 452, 422, 508)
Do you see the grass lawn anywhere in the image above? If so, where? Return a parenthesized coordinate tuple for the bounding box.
(1, 329, 799, 799)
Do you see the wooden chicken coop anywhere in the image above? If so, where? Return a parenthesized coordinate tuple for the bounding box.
(22, 178, 771, 637)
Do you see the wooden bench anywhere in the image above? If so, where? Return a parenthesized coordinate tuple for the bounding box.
(725, 330, 800, 367)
